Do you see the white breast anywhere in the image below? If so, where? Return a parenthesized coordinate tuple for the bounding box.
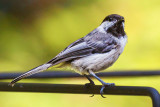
(71, 35, 127, 75)
(117, 35, 128, 53)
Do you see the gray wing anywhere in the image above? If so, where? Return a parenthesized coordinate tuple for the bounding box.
(47, 38, 93, 65)
(47, 31, 117, 65)
(84, 32, 118, 53)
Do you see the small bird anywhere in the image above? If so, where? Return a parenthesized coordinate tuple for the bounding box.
(9, 14, 127, 97)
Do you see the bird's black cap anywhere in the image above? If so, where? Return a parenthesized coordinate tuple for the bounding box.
(102, 14, 124, 23)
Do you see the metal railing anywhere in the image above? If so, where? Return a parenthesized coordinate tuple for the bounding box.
(0, 70, 160, 107)
(0, 70, 160, 79)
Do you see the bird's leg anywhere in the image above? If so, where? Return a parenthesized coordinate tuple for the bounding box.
(84, 74, 95, 86)
(88, 70, 115, 98)
(84, 74, 95, 97)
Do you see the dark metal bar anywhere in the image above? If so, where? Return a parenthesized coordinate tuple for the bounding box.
(0, 70, 160, 79)
(0, 82, 159, 107)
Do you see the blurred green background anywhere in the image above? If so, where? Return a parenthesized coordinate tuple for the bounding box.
(0, 0, 160, 107)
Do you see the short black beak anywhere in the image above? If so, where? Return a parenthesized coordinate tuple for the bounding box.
(119, 19, 124, 23)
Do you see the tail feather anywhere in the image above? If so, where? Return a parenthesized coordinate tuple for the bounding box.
(9, 64, 52, 87)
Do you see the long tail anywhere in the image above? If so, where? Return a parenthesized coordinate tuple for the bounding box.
(9, 63, 52, 87)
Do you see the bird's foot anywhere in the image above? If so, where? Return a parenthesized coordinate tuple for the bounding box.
(85, 82, 95, 97)
(100, 83, 115, 98)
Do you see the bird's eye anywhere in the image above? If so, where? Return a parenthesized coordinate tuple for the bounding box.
(108, 18, 113, 21)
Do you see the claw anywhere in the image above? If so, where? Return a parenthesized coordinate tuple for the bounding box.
(85, 82, 95, 97)
(100, 85, 106, 98)
(85, 82, 95, 87)
(90, 94, 94, 97)
(100, 83, 115, 98)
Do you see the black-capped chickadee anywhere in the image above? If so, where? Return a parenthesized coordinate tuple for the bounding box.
(9, 14, 127, 97)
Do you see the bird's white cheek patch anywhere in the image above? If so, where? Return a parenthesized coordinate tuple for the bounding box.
(97, 21, 116, 33)
(97, 26, 106, 33)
